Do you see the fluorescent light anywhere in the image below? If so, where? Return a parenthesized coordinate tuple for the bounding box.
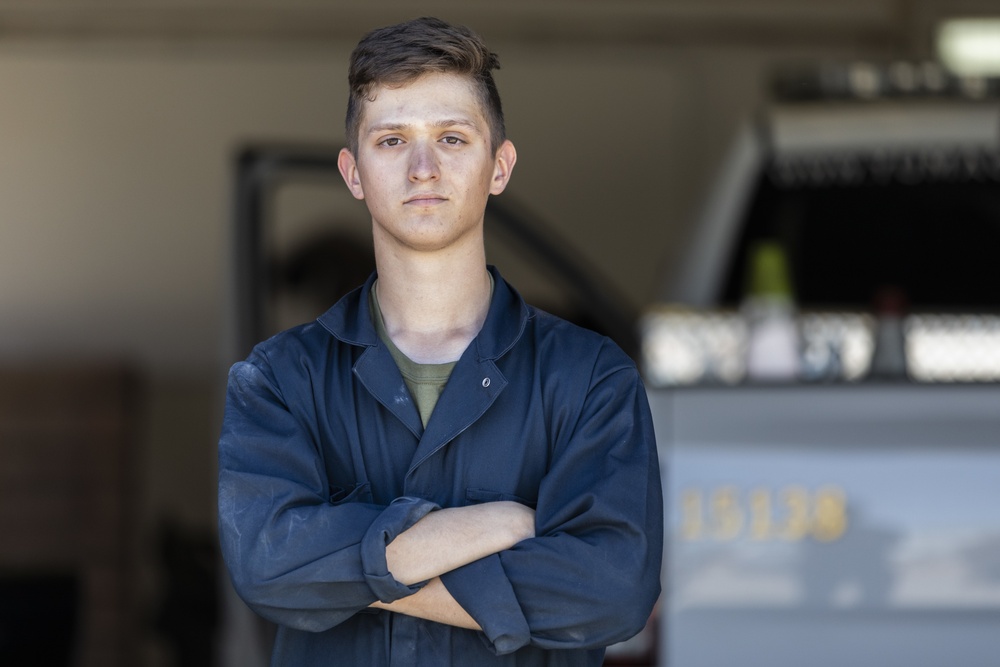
(938, 18, 1000, 76)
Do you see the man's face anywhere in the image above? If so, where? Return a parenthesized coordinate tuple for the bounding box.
(338, 72, 515, 255)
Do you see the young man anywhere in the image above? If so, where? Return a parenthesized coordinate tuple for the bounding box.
(218, 16, 662, 666)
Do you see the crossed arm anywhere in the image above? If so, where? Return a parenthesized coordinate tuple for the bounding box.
(371, 501, 536, 629)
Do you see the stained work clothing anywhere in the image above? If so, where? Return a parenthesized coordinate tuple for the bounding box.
(218, 267, 663, 666)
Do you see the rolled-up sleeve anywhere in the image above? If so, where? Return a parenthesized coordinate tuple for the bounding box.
(440, 553, 529, 653)
(361, 497, 439, 602)
(218, 353, 437, 632)
(441, 342, 663, 655)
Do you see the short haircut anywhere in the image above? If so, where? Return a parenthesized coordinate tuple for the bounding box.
(345, 16, 506, 156)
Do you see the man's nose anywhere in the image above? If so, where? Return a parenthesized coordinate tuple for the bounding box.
(408, 141, 440, 182)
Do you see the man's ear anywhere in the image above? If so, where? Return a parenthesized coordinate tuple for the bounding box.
(490, 140, 517, 196)
(338, 148, 365, 200)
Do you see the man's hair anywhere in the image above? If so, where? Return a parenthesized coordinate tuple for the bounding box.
(345, 16, 506, 156)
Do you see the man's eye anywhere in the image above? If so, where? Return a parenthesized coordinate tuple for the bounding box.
(442, 136, 464, 145)
(380, 137, 402, 147)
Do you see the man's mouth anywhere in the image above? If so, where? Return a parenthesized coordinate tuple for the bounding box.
(404, 194, 447, 205)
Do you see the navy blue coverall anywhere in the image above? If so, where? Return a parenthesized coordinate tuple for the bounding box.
(218, 267, 663, 666)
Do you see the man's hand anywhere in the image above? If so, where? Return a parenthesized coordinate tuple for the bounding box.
(385, 500, 535, 585)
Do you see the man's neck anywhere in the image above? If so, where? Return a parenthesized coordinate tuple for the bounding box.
(374, 252, 492, 364)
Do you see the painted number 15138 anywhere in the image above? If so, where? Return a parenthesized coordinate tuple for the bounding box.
(680, 485, 847, 542)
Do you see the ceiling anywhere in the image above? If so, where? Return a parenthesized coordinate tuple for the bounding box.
(0, 0, 998, 55)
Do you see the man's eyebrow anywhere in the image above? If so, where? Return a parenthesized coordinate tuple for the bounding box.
(433, 118, 480, 131)
(366, 122, 408, 135)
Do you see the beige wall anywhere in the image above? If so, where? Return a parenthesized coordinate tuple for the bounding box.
(0, 44, 348, 376)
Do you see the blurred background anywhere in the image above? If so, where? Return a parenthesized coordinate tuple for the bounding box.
(1, 1, 998, 665)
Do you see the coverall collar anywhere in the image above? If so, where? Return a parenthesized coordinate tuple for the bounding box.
(316, 265, 530, 361)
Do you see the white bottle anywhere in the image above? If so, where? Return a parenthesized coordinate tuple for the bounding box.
(743, 242, 800, 382)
